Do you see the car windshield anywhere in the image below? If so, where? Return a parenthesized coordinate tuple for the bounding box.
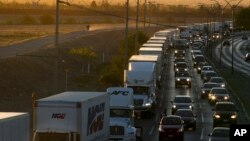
(195, 56, 205, 61)
(162, 117, 181, 125)
(176, 63, 187, 67)
(202, 67, 213, 71)
(206, 72, 217, 77)
(203, 84, 220, 88)
(175, 111, 194, 117)
(212, 89, 228, 94)
(174, 97, 192, 103)
(212, 129, 229, 137)
(176, 72, 190, 77)
(215, 104, 236, 111)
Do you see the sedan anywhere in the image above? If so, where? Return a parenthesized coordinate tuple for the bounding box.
(171, 95, 193, 114)
(174, 109, 196, 130)
(208, 127, 229, 141)
(193, 55, 205, 68)
(208, 87, 230, 104)
(209, 77, 226, 87)
(203, 71, 218, 83)
(175, 71, 191, 88)
(174, 62, 189, 75)
(158, 115, 184, 141)
(200, 82, 221, 99)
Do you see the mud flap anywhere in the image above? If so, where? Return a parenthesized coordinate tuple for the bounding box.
(135, 126, 143, 141)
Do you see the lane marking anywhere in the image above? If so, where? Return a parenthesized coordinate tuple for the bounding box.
(200, 128, 204, 140)
(149, 125, 155, 135)
(201, 112, 204, 123)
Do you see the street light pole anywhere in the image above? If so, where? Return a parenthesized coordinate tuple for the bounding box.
(54, 0, 60, 93)
(135, 0, 139, 54)
(224, 0, 243, 74)
(143, 0, 147, 30)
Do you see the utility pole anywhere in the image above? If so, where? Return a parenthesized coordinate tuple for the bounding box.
(124, 0, 129, 69)
(143, 0, 147, 30)
(135, 0, 139, 54)
(54, 0, 60, 93)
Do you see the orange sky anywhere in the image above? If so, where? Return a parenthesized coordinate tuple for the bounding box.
(12, 0, 249, 7)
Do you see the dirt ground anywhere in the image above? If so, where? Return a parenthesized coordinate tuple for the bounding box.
(0, 26, 162, 115)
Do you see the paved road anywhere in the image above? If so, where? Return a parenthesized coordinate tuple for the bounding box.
(135, 46, 249, 141)
(0, 24, 125, 58)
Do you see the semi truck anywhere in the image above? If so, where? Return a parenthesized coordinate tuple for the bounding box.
(124, 69, 156, 118)
(0, 112, 30, 141)
(107, 87, 142, 141)
(33, 91, 110, 141)
(128, 55, 162, 89)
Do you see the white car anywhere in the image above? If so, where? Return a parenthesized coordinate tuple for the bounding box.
(208, 127, 229, 141)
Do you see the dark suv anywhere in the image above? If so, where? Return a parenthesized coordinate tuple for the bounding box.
(175, 71, 191, 88)
(158, 115, 184, 141)
(174, 109, 196, 130)
(212, 102, 238, 127)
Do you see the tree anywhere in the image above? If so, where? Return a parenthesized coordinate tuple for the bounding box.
(235, 7, 250, 30)
(90, 0, 97, 8)
(21, 14, 37, 25)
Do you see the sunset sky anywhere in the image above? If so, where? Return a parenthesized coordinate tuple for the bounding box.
(9, 0, 249, 7)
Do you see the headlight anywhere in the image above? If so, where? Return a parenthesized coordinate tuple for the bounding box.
(184, 68, 188, 71)
(173, 105, 176, 108)
(177, 78, 180, 81)
(159, 125, 164, 132)
(198, 67, 201, 70)
(224, 96, 229, 100)
(177, 127, 183, 132)
(145, 102, 151, 107)
(187, 78, 190, 81)
(202, 90, 205, 94)
(231, 115, 237, 119)
(221, 84, 225, 87)
(211, 95, 216, 100)
(175, 50, 178, 53)
(189, 105, 192, 109)
(176, 68, 179, 71)
(215, 115, 220, 118)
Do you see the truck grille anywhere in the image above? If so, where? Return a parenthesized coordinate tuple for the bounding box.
(134, 99, 143, 106)
(110, 126, 124, 135)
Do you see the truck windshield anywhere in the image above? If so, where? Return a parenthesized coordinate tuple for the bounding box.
(110, 109, 132, 118)
(34, 133, 69, 141)
(128, 86, 150, 95)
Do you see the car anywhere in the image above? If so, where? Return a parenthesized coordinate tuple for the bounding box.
(174, 62, 189, 75)
(191, 50, 202, 60)
(200, 82, 221, 99)
(200, 66, 214, 78)
(175, 71, 191, 88)
(208, 127, 230, 141)
(174, 57, 186, 70)
(197, 62, 209, 74)
(174, 49, 185, 57)
(174, 109, 196, 130)
(242, 35, 248, 40)
(208, 87, 230, 104)
(203, 71, 218, 83)
(158, 115, 184, 141)
(193, 55, 205, 68)
(245, 53, 250, 61)
(212, 33, 221, 39)
(209, 77, 226, 87)
(212, 101, 238, 127)
(171, 95, 193, 114)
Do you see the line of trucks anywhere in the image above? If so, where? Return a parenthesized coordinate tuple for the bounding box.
(0, 28, 179, 141)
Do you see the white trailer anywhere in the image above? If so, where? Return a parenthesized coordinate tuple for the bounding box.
(124, 70, 156, 118)
(33, 91, 110, 141)
(107, 87, 142, 141)
(0, 112, 30, 141)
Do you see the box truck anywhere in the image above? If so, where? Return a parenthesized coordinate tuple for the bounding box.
(33, 91, 110, 141)
(0, 112, 30, 141)
(107, 87, 142, 141)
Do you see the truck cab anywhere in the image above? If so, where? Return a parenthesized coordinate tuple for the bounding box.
(107, 87, 141, 141)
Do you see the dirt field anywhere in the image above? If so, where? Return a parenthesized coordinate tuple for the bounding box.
(0, 25, 162, 115)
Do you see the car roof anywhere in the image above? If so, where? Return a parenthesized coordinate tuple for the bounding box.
(215, 101, 235, 105)
(213, 127, 230, 130)
(176, 109, 193, 112)
(174, 95, 191, 98)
